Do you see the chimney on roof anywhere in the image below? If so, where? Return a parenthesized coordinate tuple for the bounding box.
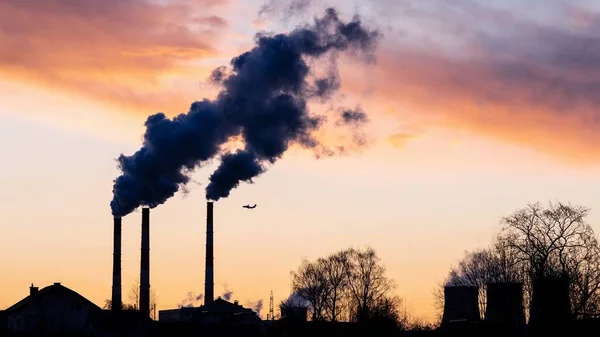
(29, 284, 38, 296)
(441, 285, 481, 325)
(204, 201, 214, 305)
(112, 216, 122, 312)
(140, 207, 151, 318)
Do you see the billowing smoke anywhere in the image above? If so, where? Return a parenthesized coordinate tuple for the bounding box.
(246, 299, 264, 317)
(110, 8, 380, 216)
(179, 292, 204, 308)
(282, 291, 310, 308)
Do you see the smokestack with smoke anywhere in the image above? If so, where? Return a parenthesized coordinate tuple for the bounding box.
(111, 217, 122, 312)
(204, 202, 214, 305)
(140, 208, 150, 317)
(109, 8, 379, 216)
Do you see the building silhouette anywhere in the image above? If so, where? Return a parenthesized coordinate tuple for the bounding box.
(159, 297, 261, 324)
(2, 282, 101, 335)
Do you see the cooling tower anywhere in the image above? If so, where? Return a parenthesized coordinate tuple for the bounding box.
(484, 282, 525, 333)
(140, 207, 150, 317)
(441, 286, 481, 324)
(204, 201, 214, 305)
(111, 216, 122, 312)
(529, 277, 571, 336)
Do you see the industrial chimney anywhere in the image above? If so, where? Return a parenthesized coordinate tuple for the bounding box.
(140, 208, 150, 317)
(204, 201, 214, 305)
(529, 277, 571, 336)
(441, 285, 480, 324)
(111, 216, 122, 312)
(484, 282, 525, 335)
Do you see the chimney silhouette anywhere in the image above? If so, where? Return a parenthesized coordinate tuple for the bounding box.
(140, 208, 150, 317)
(204, 201, 214, 305)
(529, 277, 571, 336)
(485, 282, 526, 335)
(441, 285, 480, 324)
(111, 216, 122, 312)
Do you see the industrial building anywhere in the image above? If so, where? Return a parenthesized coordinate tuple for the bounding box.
(109, 201, 262, 326)
(441, 285, 480, 325)
(484, 282, 526, 335)
(159, 297, 261, 324)
(156, 201, 262, 324)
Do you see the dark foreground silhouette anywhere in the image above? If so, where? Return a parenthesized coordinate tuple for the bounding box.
(1, 311, 599, 337)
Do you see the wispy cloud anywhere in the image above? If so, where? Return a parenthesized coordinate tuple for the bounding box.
(0, 0, 230, 113)
(347, 0, 600, 163)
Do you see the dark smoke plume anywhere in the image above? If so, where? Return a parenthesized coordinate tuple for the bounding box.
(110, 8, 379, 216)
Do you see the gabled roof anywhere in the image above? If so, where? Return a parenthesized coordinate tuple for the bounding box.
(4, 283, 101, 313)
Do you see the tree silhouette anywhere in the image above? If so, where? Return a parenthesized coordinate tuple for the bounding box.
(290, 246, 405, 328)
(439, 201, 600, 320)
(103, 280, 158, 319)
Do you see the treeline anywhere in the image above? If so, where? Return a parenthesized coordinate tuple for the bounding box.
(282, 247, 425, 330)
(438, 202, 600, 321)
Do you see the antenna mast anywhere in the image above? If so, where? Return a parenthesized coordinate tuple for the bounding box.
(269, 290, 274, 320)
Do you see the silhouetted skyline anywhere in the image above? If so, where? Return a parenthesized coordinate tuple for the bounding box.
(2, 0, 600, 326)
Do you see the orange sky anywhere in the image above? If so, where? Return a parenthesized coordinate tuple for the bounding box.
(1, 0, 600, 323)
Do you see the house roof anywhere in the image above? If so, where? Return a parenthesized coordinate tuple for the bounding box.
(4, 283, 101, 313)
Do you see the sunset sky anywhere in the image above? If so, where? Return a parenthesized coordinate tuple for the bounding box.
(2, 0, 600, 322)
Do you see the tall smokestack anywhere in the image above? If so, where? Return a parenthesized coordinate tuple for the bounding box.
(441, 286, 480, 325)
(140, 207, 150, 317)
(204, 201, 214, 305)
(111, 217, 122, 312)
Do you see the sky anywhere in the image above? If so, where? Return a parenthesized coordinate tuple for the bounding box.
(1, 0, 600, 322)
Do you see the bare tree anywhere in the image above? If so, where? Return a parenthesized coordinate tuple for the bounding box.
(367, 295, 404, 327)
(500, 202, 592, 279)
(291, 259, 328, 321)
(127, 280, 158, 319)
(566, 233, 600, 318)
(431, 281, 445, 326)
(104, 280, 158, 319)
(321, 250, 352, 321)
(290, 246, 401, 326)
(440, 202, 600, 320)
(443, 243, 525, 317)
(347, 247, 395, 322)
(500, 202, 599, 318)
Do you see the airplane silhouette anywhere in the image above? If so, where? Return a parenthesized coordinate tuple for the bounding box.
(243, 204, 257, 209)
